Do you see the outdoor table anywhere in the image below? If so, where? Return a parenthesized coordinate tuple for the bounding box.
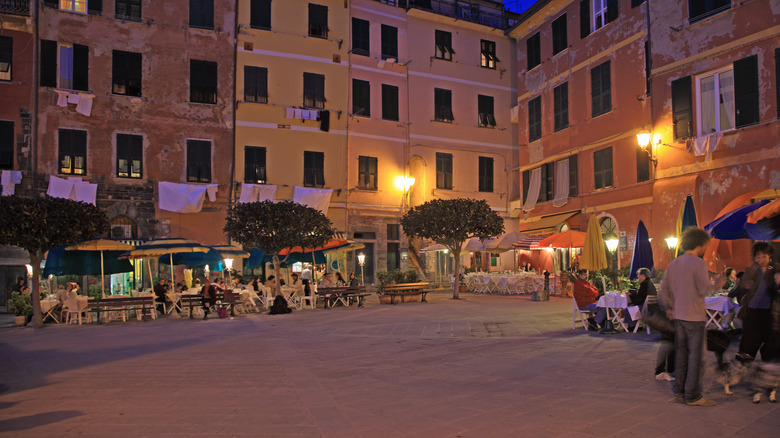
(704, 295, 739, 330)
(280, 286, 301, 309)
(165, 292, 182, 314)
(597, 292, 629, 331)
(41, 299, 61, 323)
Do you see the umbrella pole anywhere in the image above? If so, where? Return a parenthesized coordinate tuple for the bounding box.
(100, 250, 106, 298)
(170, 253, 175, 286)
(147, 257, 153, 291)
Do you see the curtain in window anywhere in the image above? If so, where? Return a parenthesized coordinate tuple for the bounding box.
(522, 168, 541, 212)
(552, 159, 570, 207)
(719, 70, 735, 131)
(700, 76, 716, 134)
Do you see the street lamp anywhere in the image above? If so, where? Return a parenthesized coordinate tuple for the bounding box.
(636, 130, 658, 166)
(665, 236, 678, 260)
(605, 238, 619, 252)
(224, 258, 233, 283)
(357, 252, 366, 286)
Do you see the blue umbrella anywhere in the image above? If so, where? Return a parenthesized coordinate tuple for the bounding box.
(676, 195, 698, 256)
(44, 246, 134, 276)
(245, 248, 326, 270)
(159, 248, 224, 268)
(704, 199, 778, 241)
(629, 220, 654, 280)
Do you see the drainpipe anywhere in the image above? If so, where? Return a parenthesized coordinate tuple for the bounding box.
(228, 1, 238, 244)
(31, 0, 39, 195)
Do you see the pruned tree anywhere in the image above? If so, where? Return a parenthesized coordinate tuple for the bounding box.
(223, 200, 334, 297)
(0, 196, 109, 328)
(401, 198, 504, 299)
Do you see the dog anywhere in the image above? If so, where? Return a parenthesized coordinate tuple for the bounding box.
(707, 329, 779, 402)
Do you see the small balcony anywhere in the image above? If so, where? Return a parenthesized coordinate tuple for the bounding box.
(0, 0, 30, 16)
(375, 0, 514, 30)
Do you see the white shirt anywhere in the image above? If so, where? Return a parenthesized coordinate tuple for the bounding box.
(301, 268, 312, 281)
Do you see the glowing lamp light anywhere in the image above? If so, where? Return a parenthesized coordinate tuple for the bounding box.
(357, 252, 366, 286)
(394, 175, 416, 191)
(665, 237, 678, 250)
(224, 258, 233, 271)
(25, 264, 32, 277)
(605, 238, 619, 252)
(636, 130, 652, 150)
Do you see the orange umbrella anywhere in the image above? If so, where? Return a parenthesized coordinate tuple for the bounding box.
(747, 198, 780, 223)
(538, 230, 586, 248)
(279, 238, 349, 255)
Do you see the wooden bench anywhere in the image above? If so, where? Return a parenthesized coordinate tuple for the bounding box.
(87, 296, 156, 322)
(382, 282, 432, 304)
(180, 292, 238, 318)
(315, 286, 370, 309)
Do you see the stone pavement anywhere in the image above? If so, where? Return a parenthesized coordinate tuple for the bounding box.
(0, 292, 777, 437)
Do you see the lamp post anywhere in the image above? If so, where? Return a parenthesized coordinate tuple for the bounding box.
(357, 252, 366, 286)
(224, 258, 233, 283)
(605, 238, 619, 288)
(665, 236, 678, 261)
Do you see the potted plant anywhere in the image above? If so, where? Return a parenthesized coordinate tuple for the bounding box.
(8, 291, 33, 326)
(376, 269, 423, 304)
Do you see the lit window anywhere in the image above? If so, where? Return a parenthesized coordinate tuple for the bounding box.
(695, 67, 734, 136)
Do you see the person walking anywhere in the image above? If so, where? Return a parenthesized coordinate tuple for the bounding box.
(639, 266, 675, 382)
(659, 227, 722, 407)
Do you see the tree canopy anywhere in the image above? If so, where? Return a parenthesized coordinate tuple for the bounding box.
(0, 196, 109, 327)
(401, 198, 504, 299)
(224, 200, 334, 296)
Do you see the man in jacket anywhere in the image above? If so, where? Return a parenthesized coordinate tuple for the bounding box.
(573, 270, 605, 330)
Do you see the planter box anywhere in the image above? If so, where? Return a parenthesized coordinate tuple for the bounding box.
(378, 293, 422, 304)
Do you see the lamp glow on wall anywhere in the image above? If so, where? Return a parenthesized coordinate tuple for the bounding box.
(605, 238, 619, 252)
(25, 264, 32, 277)
(665, 237, 678, 260)
(394, 175, 415, 192)
(357, 252, 366, 286)
(636, 130, 658, 166)
(224, 258, 233, 282)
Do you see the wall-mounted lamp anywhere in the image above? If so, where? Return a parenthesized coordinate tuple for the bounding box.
(664, 237, 678, 250)
(605, 238, 619, 252)
(636, 130, 658, 166)
(394, 175, 415, 192)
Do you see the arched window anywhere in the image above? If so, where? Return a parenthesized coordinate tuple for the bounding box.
(110, 215, 138, 240)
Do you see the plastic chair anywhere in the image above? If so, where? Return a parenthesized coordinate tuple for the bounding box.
(63, 297, 87, 325)
(572, 296, 591, 331)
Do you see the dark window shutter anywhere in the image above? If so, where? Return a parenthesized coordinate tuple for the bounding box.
(44, 0, 57, 8)
(734, 55, 759, 128)
(522, 169, 530, 201)
(776, 48, 780, 119)
(636, 146, 650, 183)
(568, 155, 578, 196)
(0, 120, 13, 170)
(580, 0, 590, 38)
(671, 76, 692, 139)
(606, 0, 618, 23)
(73, 44, 89, 91)
(88, 0, 102, 14)
(41, 40, 57, 87)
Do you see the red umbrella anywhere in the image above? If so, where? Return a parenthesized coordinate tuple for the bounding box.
(538, 230, 586, 248)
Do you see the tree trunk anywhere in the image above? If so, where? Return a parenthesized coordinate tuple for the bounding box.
(452, 248, 461, 300)
(272, 255, 282, 297)
(30, 252, 43, 328)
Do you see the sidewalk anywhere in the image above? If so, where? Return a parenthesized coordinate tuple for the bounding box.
(0, 292, 777, 437)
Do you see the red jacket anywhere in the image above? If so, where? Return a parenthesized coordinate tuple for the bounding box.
(573, 279, 599, 308)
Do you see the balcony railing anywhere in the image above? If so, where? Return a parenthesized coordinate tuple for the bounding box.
(0, 0, 30, 16)
(375, 0, 514, 29)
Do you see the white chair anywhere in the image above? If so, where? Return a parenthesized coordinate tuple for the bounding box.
(63, 297, 88, 325)
(572, 296, 591, 331)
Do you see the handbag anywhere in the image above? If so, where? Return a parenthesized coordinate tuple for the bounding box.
(642, 301, 675, 336)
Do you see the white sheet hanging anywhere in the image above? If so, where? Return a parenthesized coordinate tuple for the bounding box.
(238, 184, 257, 203)
(1, 170, 22, 196)
(293, 186, 333, 215)
(47, 175, 76, 199)
(46, 175, 97, 205)
(522, 168, 542, 212)
(552, 159, 570, 207)
(286, 107, 295, 119)
(67, 93, 80, 105)
(238, 184, 277, 203)
(206, 184, 218, 202)
(158, 182, 211, 213)
(55, 90, 69, 107)
(73, 181, 97, 205)
(75, 94, 94, 116)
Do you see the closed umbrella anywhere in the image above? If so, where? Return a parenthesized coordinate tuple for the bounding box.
(127, 238, 211, 287)
(64, 239, 135, 297)
(580, 215, 607, 272)
(463, 237, 487, 252)
(676, 194, 697, 256)
(629, 220, 653, 280)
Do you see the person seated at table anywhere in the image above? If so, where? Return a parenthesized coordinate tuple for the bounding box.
(723, 268, 737, 291)
(573, 270, 606, 330)
(153, 278, 167, 313)
(290, 273, 301, 287)
(248, 276, 261, 293)
(200, 278, 217, 320)
(626, 268, 655, 331)
(318, 272, 336, 289)
(335, 272, 347, 286)
(348, 272, 360, 287)
(56, 284, 68, 304)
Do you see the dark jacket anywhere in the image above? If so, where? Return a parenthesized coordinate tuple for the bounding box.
(737, 262, 779, 319)
(631, 278, 654, 306)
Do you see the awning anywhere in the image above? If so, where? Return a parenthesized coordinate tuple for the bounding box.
(519, 211, 579, 236)
(512, 236, 545, 250)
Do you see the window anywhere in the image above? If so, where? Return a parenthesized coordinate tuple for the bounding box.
(552, 14, 567, 55)
(0, 37, 11, 81)
(540, 162, 555, 202)
(387, 223, 400, 241)
(553, 82, 569, 131)
(40, 41, 89, 91)
(434, 88, 453, 122)
(115, 0, 141, 21)
(186, 139, 211, 183)
(352, 79, 370, 117)
(189, 0, 214, 29)
(694, 56, 758, 135)
(776, 48, 780, 119)
(478, 95, 495, 128)
(671, 76, 692, 139)
(636, 146, 650, 183)
(568, 154, 578, 196)
(303, 72, 325, 109)
(352, 17, 369, 56)
(190, 59, 217, 104)
(112, 50, 142, 96)
(58, 129, 86, 175)
(244, 66, 268, 103)
(436, 153, 452, 189)
(480, 40, 498, 69)
(381, 25, 398, 60)
(528, 96, 541, 142)
(434, 30, 453, 61)
(116, 133, 142, 179)
(688, 0, 730, 24)
(591, 61, 611, 117)
(527, 32, 540, 70)
(387, 242, 400, 271)
(382, 84, 399, 121)
(303, 151, 324, 187)
(250, 0, 271, 30)
(580, 0, 618, 38)
(478, 156, 493, 192)
(308, 3, 328, 39)
(59, 0, 86, 13)
(244, 146, 266, 183)
(358, 156, 377, 190)
(593, 147, 613, 190)
(522, 170, 529, 202)
(0, 121, 13, 169)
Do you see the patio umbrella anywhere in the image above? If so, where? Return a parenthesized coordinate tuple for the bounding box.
(463, 237, 487, 252)
(126, 238, 211, 287)
(538, 230, 586, 249)
(159, 248, 223, 268)
(485, 231, 530, 252)
(676, 194, 697, 256)
(629, 220, 653, 280)
(580, 215, 607, 272)
(747, 197, 780, 224)
(211, 244, 250, 282)
(703, 199, 778, 241)
(64, 239, 135, 297)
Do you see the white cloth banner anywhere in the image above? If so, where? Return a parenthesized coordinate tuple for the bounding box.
(55, 90, 69, 107)
(75, 94, 95, 116)
(158, 182, 218, 213)
(46, 176, 97, 205)
(238, 184, 277, 203)
(522, 168, 542, 212)
(552, 159, 570, 207)
(293, 186, 333, 215)
(1, 170, 22, 196)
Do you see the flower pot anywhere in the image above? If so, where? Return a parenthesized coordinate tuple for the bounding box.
(378, 295, 393, 305)
(459, 285, 467, 293)
(14, 316, 27, 327)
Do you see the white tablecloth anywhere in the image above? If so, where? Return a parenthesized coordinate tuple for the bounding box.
(597, 293, 628, 309)
(705, 296, 739, 315)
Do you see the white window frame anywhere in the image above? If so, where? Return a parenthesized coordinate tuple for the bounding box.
(694, 65, 735, 137)
(592, 0, 607, 31)
(60, 0, 87, 14)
